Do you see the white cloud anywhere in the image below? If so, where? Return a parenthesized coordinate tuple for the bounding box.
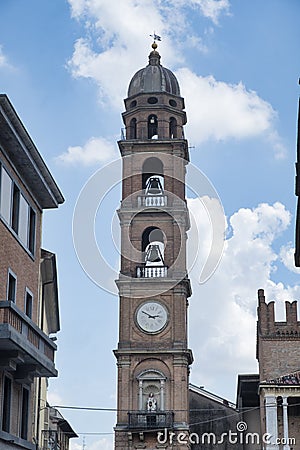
(70, 443, 82, 450)
(67, 0, 184, 108)
(57, 136, 118, 166)
(47, 390, 64, 406)
(69, 0, 86, 17)
(187, 0, 230, 24)
(177, 68, 285, 156)
(66, 1, 285, 156)
(67, 0, 227, 108)
(0, 45, 10, 68)
(188, 200, 300, 399)
(280, 242, 300, 274)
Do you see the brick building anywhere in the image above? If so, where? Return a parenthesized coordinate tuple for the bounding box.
(0, 95, 76, 449)
(113, 44, 300, 450)
(41, 405, 78, 450)
(114, 41, 193, 449)
(191, 288, 300, 450)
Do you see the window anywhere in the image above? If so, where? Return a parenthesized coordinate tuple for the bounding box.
(12, 184, 20, 233)
(0, 165, 36, 255)
(0, 167, 12, 224)
(148, 115, 158, 139)
(147, 96, 158, 104)
(28, 208, 36, 254)
(2, 376, 12, 432)
(18, 194, 29, 246)
(129, 118, 137, 140)
(20, 387, 29, 440)
(7, 270, 17, 302)
(169, 117, 177, 138)
(25, 289, 33, 319)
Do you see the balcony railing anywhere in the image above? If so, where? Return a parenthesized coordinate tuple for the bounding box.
(136, 265, 168, 278)
(0, 301, 57, 376)
(128, 411, 174, 430)
(137, 194, 167, 207)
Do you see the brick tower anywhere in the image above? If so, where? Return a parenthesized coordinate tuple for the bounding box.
(257, 289, 300, 449)
(114, 42, 193, 449)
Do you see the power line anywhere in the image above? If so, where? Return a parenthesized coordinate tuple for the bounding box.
(53, 405, 117, 411)
(52, 401, 300, 431)
(78, 432, 114, 436)
(53, 403, 300, 413)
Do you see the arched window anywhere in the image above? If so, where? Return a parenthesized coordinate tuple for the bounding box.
(169, 117, 177, 138)
(142, 227, 165, 265)
(129, 118, 137, 139)
(142, 157, 163, 190)
(148, 115, 158, 139)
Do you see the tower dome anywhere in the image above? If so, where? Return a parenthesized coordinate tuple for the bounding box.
(127, 44, 180, 97)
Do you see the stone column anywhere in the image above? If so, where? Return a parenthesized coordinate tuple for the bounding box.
(139, 380, 143, 410)
(160, 380, 165, 410)
(265, 395, 279, 450)
(282, 396, 290, 450)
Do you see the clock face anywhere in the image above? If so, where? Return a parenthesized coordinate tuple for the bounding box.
(136, 301, 168, 334)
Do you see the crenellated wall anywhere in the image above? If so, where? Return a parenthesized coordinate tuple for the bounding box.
(257, 289, 300, 381)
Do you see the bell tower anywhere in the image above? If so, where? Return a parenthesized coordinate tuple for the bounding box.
(114, 42, 193, 449)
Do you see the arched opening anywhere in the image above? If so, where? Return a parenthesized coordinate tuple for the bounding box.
(169, 117, 177, 138)
(142, 157, 164, 190)
(138, 157, 166, 207)
(129, 118, 137, 139)
(148, 115, 158, 139)
(136, 227, 167, 277)
(142, 227, 165, 266)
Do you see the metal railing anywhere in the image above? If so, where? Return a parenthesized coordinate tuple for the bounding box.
(128, 411, 174, 430)
(136, 266, 168, 278)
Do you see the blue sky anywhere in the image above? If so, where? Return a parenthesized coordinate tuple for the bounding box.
(1, 1, 300, 449)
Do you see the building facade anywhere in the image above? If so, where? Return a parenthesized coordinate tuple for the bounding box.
(40, 405, 78, 450)
(0, 95, 75, 449)
(256, 289, 300, 450)
(114, 43, 193, 449)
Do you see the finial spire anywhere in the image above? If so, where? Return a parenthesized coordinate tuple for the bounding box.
(148, 32, 161, 65)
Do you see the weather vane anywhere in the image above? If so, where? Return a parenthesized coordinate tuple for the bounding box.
(150, 32, 162, 43)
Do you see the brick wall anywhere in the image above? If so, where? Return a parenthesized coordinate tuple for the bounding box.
(257, 289, 300, 381)
(0, 149, 42, 324)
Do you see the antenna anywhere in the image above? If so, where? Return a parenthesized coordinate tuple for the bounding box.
(82, 436, 86, 450)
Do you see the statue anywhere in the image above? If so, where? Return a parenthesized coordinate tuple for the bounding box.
(146, 392, 157, 412)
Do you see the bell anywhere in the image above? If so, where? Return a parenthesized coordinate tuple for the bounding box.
(145, 244, 164, 264)
(146, 177, 163, 195)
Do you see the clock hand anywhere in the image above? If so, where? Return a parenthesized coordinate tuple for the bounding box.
(142, 310, 153, 318)
(141, 311, 158, 319)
